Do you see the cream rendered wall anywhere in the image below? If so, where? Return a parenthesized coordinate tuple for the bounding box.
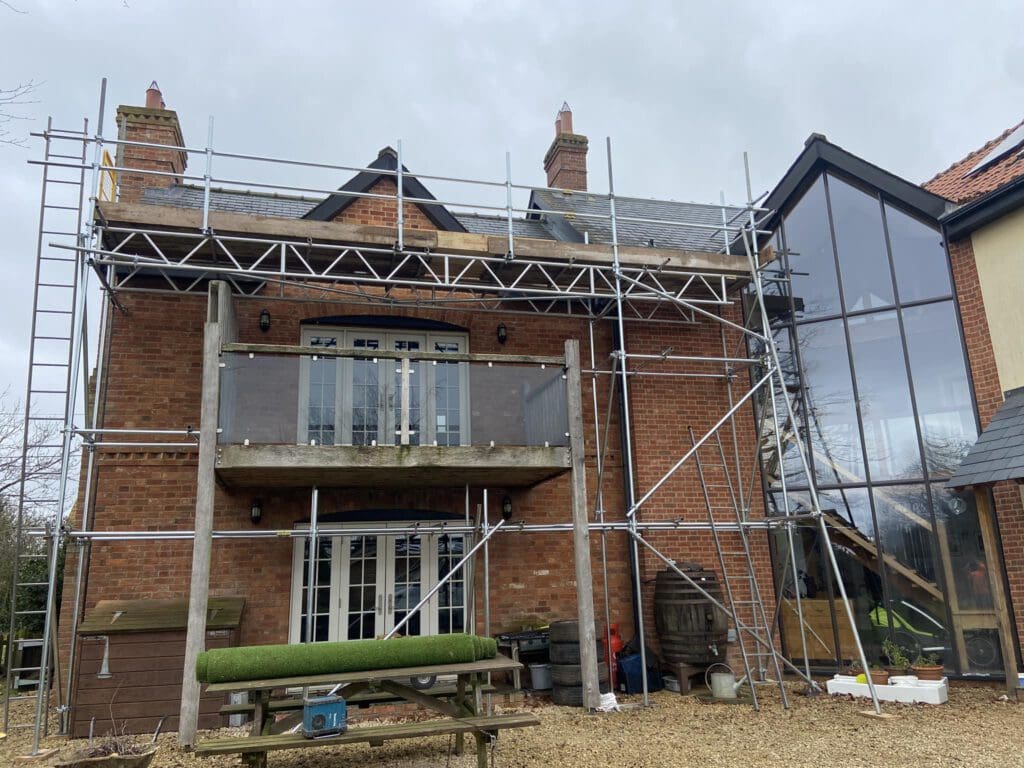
(971, 206, 1024, 393)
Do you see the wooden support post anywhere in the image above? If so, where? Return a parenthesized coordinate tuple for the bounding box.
(975, 488, 1020, 699)
(179, 282, 237, 747)
(565, 339, 600, 710)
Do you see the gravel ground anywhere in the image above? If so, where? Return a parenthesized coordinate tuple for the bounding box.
(2, 683, 1021, 768)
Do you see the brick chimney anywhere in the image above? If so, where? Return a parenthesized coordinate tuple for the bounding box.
(543, 102, 588, 191)
(114, 81, 187, 204)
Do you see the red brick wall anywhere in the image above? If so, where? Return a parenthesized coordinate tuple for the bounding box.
(114, 107, 187, 204)
(543, 135, 588, 191)
(333, 178, 437, 230)
(948, 236, 1024, 651)
(59, 289, 765, 658)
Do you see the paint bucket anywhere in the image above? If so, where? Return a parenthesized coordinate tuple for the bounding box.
(705, 662, 738, 699)
(529, 663, 552, 690)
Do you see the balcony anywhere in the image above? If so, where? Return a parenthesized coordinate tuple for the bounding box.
(215, 344, 571, 488)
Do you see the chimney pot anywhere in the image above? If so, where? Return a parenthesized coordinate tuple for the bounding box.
(544, 102, 588, 191)
(556, 102, 574, 136)
(145, 81, 165, 110)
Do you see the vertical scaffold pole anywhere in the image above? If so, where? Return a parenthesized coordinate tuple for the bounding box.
(606, 137, 649, 705)
(202, 116, 214, 232)
(396, 139, 404, 252)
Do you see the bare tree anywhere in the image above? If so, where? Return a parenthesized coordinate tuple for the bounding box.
(0, 80, 39, 148)
(1, 0, 38, 147)
(0, 389, 67, 637)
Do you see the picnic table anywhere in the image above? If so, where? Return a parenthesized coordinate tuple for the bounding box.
(195, 653, 538, 768)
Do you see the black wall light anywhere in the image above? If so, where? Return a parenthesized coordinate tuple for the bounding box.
(250, 498, 263, 524)
(501, 495, 513, 521)
(496, 323, 508, 345)
(259, 308, 271, 333)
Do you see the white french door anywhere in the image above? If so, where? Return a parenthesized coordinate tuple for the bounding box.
(290, 526, 469, 644)
(298, 328, 469, 446)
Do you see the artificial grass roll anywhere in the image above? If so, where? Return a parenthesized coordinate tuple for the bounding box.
(196, 633, 497, 683)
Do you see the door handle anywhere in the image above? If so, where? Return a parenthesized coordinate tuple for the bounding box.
(377, 594, 383, 616)
(387, 593, 394, 614)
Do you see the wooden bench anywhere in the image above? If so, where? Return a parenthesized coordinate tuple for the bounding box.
(195, 713, 540, 763)
(197, 653, 535, 768)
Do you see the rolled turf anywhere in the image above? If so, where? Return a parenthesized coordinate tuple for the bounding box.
(196, 633, 497, 683)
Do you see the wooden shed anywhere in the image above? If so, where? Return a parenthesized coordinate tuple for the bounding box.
(72, 597, 244, 738)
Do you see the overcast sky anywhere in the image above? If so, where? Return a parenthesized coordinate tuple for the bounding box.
(1, 0, 1023, 417)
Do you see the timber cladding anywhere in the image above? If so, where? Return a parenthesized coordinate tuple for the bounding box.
(72, 628, 237, 738)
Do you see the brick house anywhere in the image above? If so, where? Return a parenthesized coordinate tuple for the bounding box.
(56, 87, 770, 738)
(48, 84, 1024, 742)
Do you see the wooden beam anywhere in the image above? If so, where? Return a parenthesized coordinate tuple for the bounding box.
(95, 200, 750, 276)
(565, 339, 600, 711)
(821, 510, 942, 602)
(179, 282, 237, 747)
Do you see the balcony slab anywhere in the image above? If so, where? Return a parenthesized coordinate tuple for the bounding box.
(215, 444, 570, 488)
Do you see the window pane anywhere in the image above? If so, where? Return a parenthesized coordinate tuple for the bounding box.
(828, 175, 893, 312)
(796, 319, 865, 484)
(848, 311, 920, 480)
(771, 489, 884, 664)
(760, 327, 808, 488)
(886, 204, 951, 302)
(931, 485, 1003, 673)
(783, 176, 841, 318)
(902, 303, 978, 476)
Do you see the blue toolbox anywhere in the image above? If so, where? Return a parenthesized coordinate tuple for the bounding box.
(302, 694, 347, 739)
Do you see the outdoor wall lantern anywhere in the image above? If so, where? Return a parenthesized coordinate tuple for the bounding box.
(259, 308, 271, 333)
(250, 498, 263, 525)
(501, 495, 513, 521)
(496, 323, 508, 345)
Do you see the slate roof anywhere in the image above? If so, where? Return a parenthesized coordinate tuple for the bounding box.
(528, 189, 744, 251)
(139, 166, 738, 254)
(141, 185, 318, 217)
(453, 213, 555, 240)
(947, 387, 1024, 488)
(925, 118, 1024, 204)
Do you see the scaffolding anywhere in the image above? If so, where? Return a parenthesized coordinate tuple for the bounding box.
(3, 79, 883, 754)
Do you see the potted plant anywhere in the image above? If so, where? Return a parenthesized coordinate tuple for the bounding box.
(882, 638, 910, 675)
(866, 664, 890, 686)
(911, 653, 944, 681)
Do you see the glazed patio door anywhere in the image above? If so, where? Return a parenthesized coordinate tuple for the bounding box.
(291, 527, 469, 643)
(299, 327, 468, 447)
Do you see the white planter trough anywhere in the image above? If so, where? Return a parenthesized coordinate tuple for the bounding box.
(825, 674, 948, 705)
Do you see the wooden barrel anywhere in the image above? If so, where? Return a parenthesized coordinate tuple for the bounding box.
(653, 565, 729, 664)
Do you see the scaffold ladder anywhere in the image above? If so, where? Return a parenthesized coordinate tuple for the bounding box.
(691, 427, 789, 710)
(3, 118, 89, 749)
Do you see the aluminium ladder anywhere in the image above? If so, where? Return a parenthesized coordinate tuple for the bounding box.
(690, 427, 789, 710)
(2, 118, 89, 749)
